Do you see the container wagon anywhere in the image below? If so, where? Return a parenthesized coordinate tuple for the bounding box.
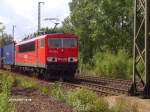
(2, 43, 15, 69)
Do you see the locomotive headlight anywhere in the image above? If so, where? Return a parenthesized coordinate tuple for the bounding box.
(68, 57, 78, 62)
(47, 57, 57, 62)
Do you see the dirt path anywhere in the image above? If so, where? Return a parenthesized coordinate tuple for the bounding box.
(10, 87, 73, 112)
(106, 96, 150, 112)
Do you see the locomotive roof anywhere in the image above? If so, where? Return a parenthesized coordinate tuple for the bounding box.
(16, 33, 78, 46)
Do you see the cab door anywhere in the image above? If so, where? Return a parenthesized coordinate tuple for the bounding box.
(37, 37, 46, 68)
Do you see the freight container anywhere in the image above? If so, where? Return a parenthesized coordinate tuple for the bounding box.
(0, 48, 2, 68)
(3, 43, 15, 65)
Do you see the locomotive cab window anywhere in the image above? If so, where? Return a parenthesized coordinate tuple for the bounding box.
(40, 38, 45, 48)
(19, 41, 35, 53)
(63, 38, 77, 48)
(48, 38, 62, 48)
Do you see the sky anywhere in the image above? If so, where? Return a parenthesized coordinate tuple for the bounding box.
(0, 0, 71, 41)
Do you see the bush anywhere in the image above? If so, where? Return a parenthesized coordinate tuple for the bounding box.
(14, 76, 38, 89)
(80, 49, 132, 79)
(79, 62, 94, 75)
(0, 74, 15, 112)
(46, 83, 112, 112)
(2, 75, 14, 94)
(0, 94, 11, 112)
(66, 88, 111, 112)
(48, 83, 66, 102)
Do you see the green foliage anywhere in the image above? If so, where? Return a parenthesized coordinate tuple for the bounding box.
(69, 0, 133, 63)
(14, 76, 38, 89)
(61, 16, 75, 34)
(79, 62, 94, 75)
(1, 75, 14, 95)
(48, 83, 66, 101)
(42, 83, 112, 112)
(0, 74, 15, 112)
(0, 22, 13, 46)
(41, 85, 51, 95)
(66, 88, 111, 112)
(0, 94, 10, 112)
(45, 83, 139, 112)
(94, 50, 132, 79)
(80, 50, 132, 79)
(0, 33, 14, 46)
(0, 22, 5, 33)
(40, 83, 66, 102)
(0, 71, 139, 112)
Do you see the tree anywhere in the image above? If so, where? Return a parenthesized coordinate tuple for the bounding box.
(0, 33, 13, 46)
(69, 0, 133, 63)
(0, 23, 13, 46)
(61, 16, 75, 34)
(0, 22, 5, 34)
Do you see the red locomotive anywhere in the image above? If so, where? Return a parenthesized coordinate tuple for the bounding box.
(14, 33, 78, 80)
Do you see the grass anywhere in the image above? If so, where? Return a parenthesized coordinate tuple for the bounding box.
(44, 83, 139, 112)
(44, 83, 112, 112)
(41, 83, 66, 102)
(66, 88, 111, 112)
(13, 76, 39, 89)
(0, 73, 15, 112)
(0, 70, 140, 112)
(0, 70, 40, 112)
(80, 49, 132, 79)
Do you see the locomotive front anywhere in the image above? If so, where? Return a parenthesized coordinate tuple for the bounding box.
(46, 34, 78, 79)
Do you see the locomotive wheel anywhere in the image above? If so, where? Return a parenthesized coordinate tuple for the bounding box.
(49, 71, 60, 81)
(43, 70, 50, 80)
(37, 69, 44, 79)
(62, 71, 75, 81)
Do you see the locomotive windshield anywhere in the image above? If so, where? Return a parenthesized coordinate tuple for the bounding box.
(48, 38, 62, 48)
(48, 38, 77, 48)
(63, 38, 77, 48)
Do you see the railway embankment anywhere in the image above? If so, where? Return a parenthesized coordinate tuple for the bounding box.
(0, 70, 73, 112)
(0, 70, 150, 112)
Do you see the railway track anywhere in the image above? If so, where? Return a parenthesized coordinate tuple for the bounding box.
(76, 75, 132, 87)
(60, 82, 115, 96)
(1, 70, 133, 96)
(59, 75, 133, 96)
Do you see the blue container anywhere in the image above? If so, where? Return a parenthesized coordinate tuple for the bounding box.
(0, 48, 2, 67)
(2, 43, 15, 65)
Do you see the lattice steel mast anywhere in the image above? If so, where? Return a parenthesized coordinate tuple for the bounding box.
(131, 0, 150, 98)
